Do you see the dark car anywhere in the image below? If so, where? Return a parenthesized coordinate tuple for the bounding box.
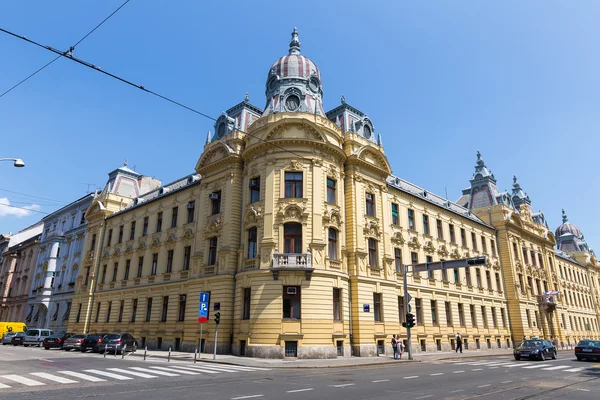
(80, 333, 109, 353)
(100, 333, 138, 354)
(514, 339, 557, 361)
(575, 340, 600, 361)
(43, 333, 73, 350)
(11, 332, 25, 346)
(63, 334, 86, 351)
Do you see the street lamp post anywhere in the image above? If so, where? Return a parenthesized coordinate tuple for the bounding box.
(0, 158, 25, 167)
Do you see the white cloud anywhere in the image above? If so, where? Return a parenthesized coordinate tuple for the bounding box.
(0, 198, 41, 218)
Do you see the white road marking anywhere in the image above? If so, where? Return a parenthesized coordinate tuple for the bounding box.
(149, 366, 199, 375)
(129, 367, 179, 377)
(472, 368, 483, 371)
(196, 363, 268, 371)
(453, 371, 465, 374)
(167, 365, 221, 374)
(0, 375, 45, 386)
(330, 383, 355, 388)
(372, 379, 390, 383)
(503, 363, 531, 367)
(578, 389, 590, 392)
(450, 389, 465, 393)
(478, 384, 491, 388)
(231, 396, 264, 400)
(489, 367, 499, 369)
(0, 383, 11, 389)
(430, 373, 444, 376)
(30, 372, 77, 384)
(286, 388, 314, 393)
(542, 365, 570, 371)
(84, 369, 133, 380)
(415, 396, 433, 400)
(522, 364, 554, 369)
(182, 364, 240, 373)
(565, 368, 585, 372)
(501, 380, 513, 384)
(106, 368, 158, 379)
(37, 358, 54, 363)
(450, 362, 475, 365)
(58, 371, 106, 382)
(404, 376, 419, 379)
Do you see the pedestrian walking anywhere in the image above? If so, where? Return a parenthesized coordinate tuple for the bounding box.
(455, 332, 463, 353)
(392, 334, 399, 360)
(398, 337, 404, 360)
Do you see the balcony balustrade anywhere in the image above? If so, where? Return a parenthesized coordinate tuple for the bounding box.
(271, 252, 314, 280)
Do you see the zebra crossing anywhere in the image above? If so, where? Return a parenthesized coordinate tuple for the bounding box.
(443, 359, 586, 373)
(0, 363, 270, 391)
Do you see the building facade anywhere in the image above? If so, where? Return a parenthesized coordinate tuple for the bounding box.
(24, 194, 94, 332)
(0, 224, 43, 322)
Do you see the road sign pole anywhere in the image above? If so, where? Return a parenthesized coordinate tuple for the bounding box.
(213, 323, 219, 360)
(404, 264, 413, 361)
(199, 322, 203, 356)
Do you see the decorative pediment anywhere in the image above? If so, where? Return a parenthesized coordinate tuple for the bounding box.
(438, 244, 449, 257)
(125, 245, 133, 254)
(277, 202, 309, 222)
(102, 250, 110, 259)
(265, 121, 326, 142)
(151, 237, 161, 247)
(451, 248, 461, 259)
(363, 220, 381, 237)
(166, 233, 177, 243)
(205, 216, 222, 234)
(136, 241, 146, 251)
(196, 142, 237, 171)
(244, 205, 263, 225)
(182, 229, 194, 240)
(328, 164, 338, 178)
(492, 262, 501, 271)
(323, 207, 343, 228)
(391, 231, 405, 245)
(423, 241, 435, 254)
(464, 250, 471, 259)
(407, 236, 421, 249)
(286, 159, 303, 171)
(112, 248, 120, 257)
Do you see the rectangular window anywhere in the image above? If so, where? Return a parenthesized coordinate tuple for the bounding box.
(76, 304, 82, 323)
(501, 308, 507, 327)
(491, 239, 496, 257)
(91, 233, 97, 250)
(249, 177, 260, 203)
(146, 297, 153, 322)
(394, 248, 403, 273)
(430, 300, 438, 325)
(283, 286, 301, 319)
(398, 296, 405, 322)
(130, 221, 136, 241)
(366, 193, 375, 216)
(210, 191, 222, 215)
(112, 262, 118, 282)
(391, 203, 399, 225)
(151, 253, 158, 276)
(485, 270, 491, 290)
(124, 259, 130, 280)
(373, 293, 383, 322)
(481, 236, 487, 253)
(449, 224, 456, 243)
(187, 201, 195, 224)
(166, 250, 174, 273)
(491, 307, 497, 328)
(242, 288, 251, 320)
(527, 276, 534, 296)
(460, 228, 466, 246)
(106, 301, 112, 323)
(518, 273, 525, 294)
(182, 246, 191, 270)
(326, 178, 336, 204)
(495, 272, 501, 292)
(143, 217, 149, 236)
(423, 214, 430, 235)
(131, 299, 138, 322)
(284, 223, 302, 253)
(465, 267, 472, 286)
(118, 226, 124, 243)
(285, 172, 303, 198)
(118, 300, 124, 323)
(408, 209, 415, 230)
(458, 303, 465, 326)
(512, 242, 518, 260)
(526, 309, 532, 328)
(106, 229, 113, 247)
(333, 288, 341, 321)
(436, 219, 443, 239)
(328, 228, 338, 260)
(470, 304, 477, 326)
(101, 264, 107, 284)
(208, 237, 218, 265)
(426, 255, 434, 279)
(445, 301, 452, 326)
(415, 298, 423, 324)
(442, 267, 448, 282)
(368, 238, 378, 268)
(95, 302, 101, 323)
(171, 207, 178, 228)
(161, 296, 169, 322)
(178, 295, 186, 321)
(454, 268, 459, 283)
(531, 250, 536, 266)
(411, 251, 418, 265)
(538, 253, 544, 268)
(156, 212, 163, 232)
(522, 248, 529, 264)
(471, 232, 477, 251)
(476, 269, 482, 288)
(137, 256, 144, 278)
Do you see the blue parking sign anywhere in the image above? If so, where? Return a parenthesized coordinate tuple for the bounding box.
(198, 292, 210, 322)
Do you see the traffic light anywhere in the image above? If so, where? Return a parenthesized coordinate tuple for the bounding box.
(214, 311, 221, 325)
(467, 256, 487, 266)
(405, 313, 415, 328)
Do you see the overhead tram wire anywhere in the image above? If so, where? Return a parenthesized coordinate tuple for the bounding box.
(0, 27, 312, 162)
(0, 187, 69, 204)
(0, 0, 132, 99)
(0, 203, 51, 215)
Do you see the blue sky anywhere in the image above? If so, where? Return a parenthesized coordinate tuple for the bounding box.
(1, 1, 598, 247)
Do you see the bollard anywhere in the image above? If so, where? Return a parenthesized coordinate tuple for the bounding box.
(122, 344, 127, 359)
(194, 348, 197, 364)
(104, 344, 108, 358)
(168, 347, 171, 362)
(114, 345, 117, 357)
(144, 345, 147, 361)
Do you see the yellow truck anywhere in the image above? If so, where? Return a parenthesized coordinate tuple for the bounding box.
(0, 322, 28, 337)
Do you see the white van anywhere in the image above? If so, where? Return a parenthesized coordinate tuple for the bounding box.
(23, 329, 53, 347)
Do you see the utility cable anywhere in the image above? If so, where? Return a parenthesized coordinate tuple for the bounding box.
(0, 0, 131, 99)
(0, 187, 69, 204)
(0, 202, 50, 215)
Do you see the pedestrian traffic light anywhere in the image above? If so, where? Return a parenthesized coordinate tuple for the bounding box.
(405, 313, 415, 328)
(214, 311, 221, 325)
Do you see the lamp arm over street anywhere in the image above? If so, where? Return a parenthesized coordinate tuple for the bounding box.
(0, 158, 25, 167)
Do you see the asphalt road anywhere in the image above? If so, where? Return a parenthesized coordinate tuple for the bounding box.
(1, 345, 599, 400)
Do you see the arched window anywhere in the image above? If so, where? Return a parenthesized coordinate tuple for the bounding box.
(248, 227, 258, 259)
(328, 228, 338, 260)
(284, 223, 302, 254)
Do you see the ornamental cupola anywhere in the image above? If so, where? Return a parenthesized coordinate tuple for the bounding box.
(458, 151, 513, 210)
(263, 28, 325, 116)
(555, 209, 591, 253)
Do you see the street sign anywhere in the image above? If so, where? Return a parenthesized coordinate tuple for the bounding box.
(412, 257, 487, 273)
(198, 292, 210, 323)
(405, 293, 412, 304)
(363, 304, 370, 312)
(214, 302, 221, 311)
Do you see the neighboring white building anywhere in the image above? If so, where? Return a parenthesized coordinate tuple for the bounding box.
(26, 194, 94, 331)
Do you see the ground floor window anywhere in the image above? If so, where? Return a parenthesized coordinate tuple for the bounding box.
(283, 286, 301, 319)
(436, 339, 442, 351)
(420, 340, 426, 352)
(175, 338, 181, 351)
(240, 340, 247, 356)
(157, 337, 162, 350)
(377, 340, 385, 355)
(336, 341, 344, 357)
(285, 341, 298, 357)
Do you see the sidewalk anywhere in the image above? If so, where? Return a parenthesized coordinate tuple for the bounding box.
(130, 347, 518, 368)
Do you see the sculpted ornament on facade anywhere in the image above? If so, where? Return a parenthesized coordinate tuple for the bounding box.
(323, 207, 342, 228)
(423, 241, 435, 254)
(407, 236, 421, 249)
(363, 220, 380, 237)
(451, 248, 461, 259)
(205, 216, 222, 235)
(151, 237, 160, 247)
(391, 231, 405, 245)
(438, 244, 449, 257)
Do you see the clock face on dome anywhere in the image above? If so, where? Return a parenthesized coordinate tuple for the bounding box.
(363, 124, 372, 139)
(285, 95, 300, 111)
(309, 77, 319, 92)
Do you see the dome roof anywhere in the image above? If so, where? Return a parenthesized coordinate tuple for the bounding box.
(267, 28, 321, 81)
(555, 209, 583, 238)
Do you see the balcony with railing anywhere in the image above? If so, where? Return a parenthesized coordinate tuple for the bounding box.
(537, 294, 557, 311)
(271, 251, 314, 280)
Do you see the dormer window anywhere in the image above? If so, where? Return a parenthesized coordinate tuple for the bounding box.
(217, 122, 226, 138)
(363, 124, 372, 139)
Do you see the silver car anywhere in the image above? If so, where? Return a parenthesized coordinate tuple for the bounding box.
(1, 332, 17, 345)
(63, 334, 86, 351)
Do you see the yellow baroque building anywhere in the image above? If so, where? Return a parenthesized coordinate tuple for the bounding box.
(68, 29, 599, 358)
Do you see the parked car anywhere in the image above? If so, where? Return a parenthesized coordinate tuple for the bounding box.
(514, 339, 557, 361)
(23, 328, 54, 347)
(2, 332, 17, 345)
(575, 340, 600, 361)
(100, 333, 138, 354)
(63, 334, 86, 351)
(11, 332, 26, 346)
(43, 333, 73, 350)
(80, 333, 109, 353)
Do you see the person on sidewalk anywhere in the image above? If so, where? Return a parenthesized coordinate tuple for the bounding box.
(455, 333, 463, 353)
(392, 335, 399, 360)
(398, 338, 404, 360)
